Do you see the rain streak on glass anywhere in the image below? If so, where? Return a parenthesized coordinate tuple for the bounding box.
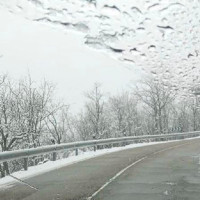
(2, 0, 200, 97)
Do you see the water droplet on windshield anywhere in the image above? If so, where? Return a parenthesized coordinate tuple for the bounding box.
(2, 0, 200, 95)
(148, 45, 156, 51)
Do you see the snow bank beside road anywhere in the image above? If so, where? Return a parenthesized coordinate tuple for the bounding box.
(0, 137, 199, 189)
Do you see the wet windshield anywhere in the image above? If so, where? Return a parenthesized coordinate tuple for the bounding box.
(0, 1, 200, 200)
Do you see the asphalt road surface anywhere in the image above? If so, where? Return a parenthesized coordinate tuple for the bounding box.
(0, 138, 200, 200)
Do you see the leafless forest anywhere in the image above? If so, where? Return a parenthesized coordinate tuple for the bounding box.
(0, 74, 199, 177)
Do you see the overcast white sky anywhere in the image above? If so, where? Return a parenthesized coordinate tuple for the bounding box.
(0, 9, 142, 112)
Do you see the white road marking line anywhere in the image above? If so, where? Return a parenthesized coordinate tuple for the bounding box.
(87, 157, 147, 200)
(87, 142, 190, 200)
(9, 174, 38, 191)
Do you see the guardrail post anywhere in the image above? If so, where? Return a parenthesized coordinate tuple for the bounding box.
(24, 157, 28, 171)
(93, 135, 97, 152)
(94, 145, 97, 152)
(75, 149, 78, 156)
(122, 141, 126, 146)
(52, 152, 57, 161)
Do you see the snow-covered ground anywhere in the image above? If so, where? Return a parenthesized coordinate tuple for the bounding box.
(1, 136, 199, 190)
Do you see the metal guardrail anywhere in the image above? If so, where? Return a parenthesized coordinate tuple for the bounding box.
(0, 131, 200, 171)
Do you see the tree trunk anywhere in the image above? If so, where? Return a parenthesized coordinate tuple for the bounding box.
(3, 161, 10, 175)
(0, 164, 5, 178)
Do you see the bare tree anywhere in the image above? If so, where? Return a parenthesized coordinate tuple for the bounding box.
(0, 75, 28, 176)
(134, 77, 176, 134)
(45, 105, 74, 144)
(75, 83, 109, 140)
(0, 75, 58, 176)
(108, 92, 139, 137)
(13, 76, 55, 148)
(0, 75, 15, 176)
(85, 83, 106, 139)
(74, 111, 94, 141)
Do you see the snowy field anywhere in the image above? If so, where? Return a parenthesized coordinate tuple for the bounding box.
(1, 136, 200, 190)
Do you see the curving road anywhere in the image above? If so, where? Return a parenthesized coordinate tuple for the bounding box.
(0, 138, 200, 200)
